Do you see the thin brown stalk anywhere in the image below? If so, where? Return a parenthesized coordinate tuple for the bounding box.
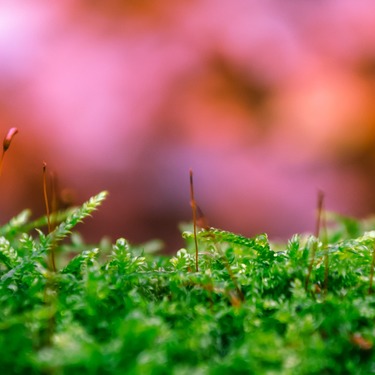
(189, 169, 199, 272)
(43, 162, 56, 272)
(305, 191, 324, 291)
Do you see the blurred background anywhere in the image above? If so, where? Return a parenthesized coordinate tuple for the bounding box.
(1, 0, 375, 251)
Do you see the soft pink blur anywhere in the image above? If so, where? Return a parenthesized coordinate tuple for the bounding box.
(1, 1, 375, 250)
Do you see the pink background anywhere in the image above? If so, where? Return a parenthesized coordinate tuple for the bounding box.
(1, 1, 375, 250)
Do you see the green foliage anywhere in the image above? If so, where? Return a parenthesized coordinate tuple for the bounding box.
(1, 192, 375, 374)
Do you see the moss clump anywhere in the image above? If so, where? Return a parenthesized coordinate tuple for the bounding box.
(1, 192, 375, 374)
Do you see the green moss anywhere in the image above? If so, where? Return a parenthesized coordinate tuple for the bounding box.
(1, 192, 375, 374)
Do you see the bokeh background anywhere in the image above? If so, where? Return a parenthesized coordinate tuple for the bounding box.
(2, 1, 375, 251)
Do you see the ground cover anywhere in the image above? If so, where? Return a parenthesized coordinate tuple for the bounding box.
(1, 188, 375, 374)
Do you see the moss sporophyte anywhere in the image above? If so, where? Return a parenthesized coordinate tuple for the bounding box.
(1, 133, 375, 373)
